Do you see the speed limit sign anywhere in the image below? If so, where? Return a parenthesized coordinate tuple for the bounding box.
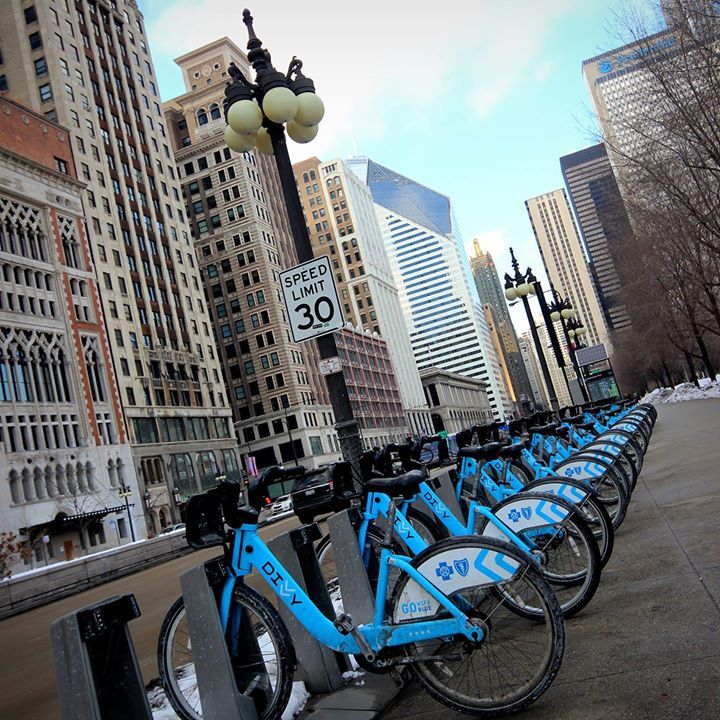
(280, 256, 344, 342)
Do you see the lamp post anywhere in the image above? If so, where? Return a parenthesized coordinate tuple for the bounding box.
(548, 284, 588, 402)
(281, 397, 299, 466)
(504, 247, 560, 412)
(117, 484, 136, 542)
(548, 287, 589, 402)
(222, 8, 363, 475)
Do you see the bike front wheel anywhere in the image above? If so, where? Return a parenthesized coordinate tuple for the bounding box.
(157, 585, 295, 720)
(390, 536, 564, 716)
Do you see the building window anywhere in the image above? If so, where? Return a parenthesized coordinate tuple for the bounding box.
(24, 6, 38, 24)
(28, 31, 43, 50)
(38, 83, 52, 102)
(54, 157, 69, 174)
(0, 75, 7, 93)
(33, 57, 47, 76)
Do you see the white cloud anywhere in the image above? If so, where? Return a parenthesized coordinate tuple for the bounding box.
(145, 0, 576, 158)
(533, 59, 554, 82)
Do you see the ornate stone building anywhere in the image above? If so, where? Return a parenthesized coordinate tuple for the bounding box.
(0, 96, 143, 571)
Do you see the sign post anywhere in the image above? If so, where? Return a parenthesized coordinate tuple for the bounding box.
(280, 256, 343, 343)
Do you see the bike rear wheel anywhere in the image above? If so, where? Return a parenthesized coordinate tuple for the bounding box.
(390, 536, 564, 716)
(157, 585, 295, 720)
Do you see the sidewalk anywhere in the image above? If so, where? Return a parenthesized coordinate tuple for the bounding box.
(379, 399, 720, 720)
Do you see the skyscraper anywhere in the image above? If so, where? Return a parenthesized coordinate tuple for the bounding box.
(470, 241, 534, 410)
(293, 156, 432, 436)
(582, 27, 680, 162)
(164, 38, 342, 469)
(525, 189, 611, 351)
(560, 144, 633, 334)
(347, 157, 513, 420)
(518, 333, 549, 409)
(0, 0, 238, 524)
(0, 96, 143, 567)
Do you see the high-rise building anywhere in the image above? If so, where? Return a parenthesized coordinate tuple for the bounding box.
(335, 327, 408, 447)
(164, 38, 341, 470)
(535, 322, 573, 408)
(560, 144, 633, 334)
(582, 27, 680, 162)
(0, 1, 238, 526)
(347, 157, 513, 420)
(292, 156, 432, 436)
(470, 241, 534, 410)
(0, 96, 144, 570)
(525, 189, 611, 351)
(518, 333, 549, 410)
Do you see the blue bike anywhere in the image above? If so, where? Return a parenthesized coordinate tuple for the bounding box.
(159, 469, 565, 719)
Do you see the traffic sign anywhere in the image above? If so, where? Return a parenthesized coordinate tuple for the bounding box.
(280, 256, 343, 343)
(319, 356, 342, 375)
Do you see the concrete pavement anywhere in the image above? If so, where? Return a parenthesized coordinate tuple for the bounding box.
(381, 399, 720, 720)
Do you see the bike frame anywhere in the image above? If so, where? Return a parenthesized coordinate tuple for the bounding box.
(217, 521, 481, 656)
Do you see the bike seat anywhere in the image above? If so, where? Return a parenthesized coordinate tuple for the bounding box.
(499, 442, 525, 460)
(556, 426, 569, 440)
(458, 442, 505, 461)
(577, 421, 595, 431)
(529, 423, 559, 436)
(364, 469, 426, 497)
(563, 414, 585, 425)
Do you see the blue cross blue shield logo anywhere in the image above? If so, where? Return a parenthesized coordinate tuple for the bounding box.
(453, 558, 469, 577)
(521, 506, 532, 520)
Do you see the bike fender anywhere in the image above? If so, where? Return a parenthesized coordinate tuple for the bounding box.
(556, 458, 607, 480)
(483, 498, 570, 540)
(392, 547, 520, 622)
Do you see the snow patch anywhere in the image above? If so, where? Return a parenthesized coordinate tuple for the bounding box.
(146, 681, 310, 720)
(641, 379, 720, 405)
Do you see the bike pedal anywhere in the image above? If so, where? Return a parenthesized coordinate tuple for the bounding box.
(333, 612, 356, 635)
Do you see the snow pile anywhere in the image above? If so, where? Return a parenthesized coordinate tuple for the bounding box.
(147, 681, 310, 720)
(641, 379, 720, 405)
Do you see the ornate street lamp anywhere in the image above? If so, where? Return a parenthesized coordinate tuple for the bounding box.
(222, 9, 363, 474)
(504, 248, 559, 411)
(548, 287, 589, 402)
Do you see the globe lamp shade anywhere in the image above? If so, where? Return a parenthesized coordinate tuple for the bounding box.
(286, 121, 318, 144)
(294, 92, 325, 127)
(550, 310, 561, 322)
(528, 283, 537, 295)
(224, 125, 256, 153)
(262, 86, 298, 124)
(568, 329, 576, 338)
(505, 286, 518, 301)
(516, 282, 531, 297)
(255, 127, 274, 156)
(227, 99, 263, 135)
(561, 308, 573, 320)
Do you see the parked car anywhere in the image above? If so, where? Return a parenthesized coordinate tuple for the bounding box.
(267, 494, 293, 520)
(290, 461, 355, 525)
(159, 523, 186, 536)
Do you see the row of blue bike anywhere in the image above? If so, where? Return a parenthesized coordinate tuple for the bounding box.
(158, 398, 657, 719)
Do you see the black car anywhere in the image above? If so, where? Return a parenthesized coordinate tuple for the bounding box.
(290, 461, 355, 524)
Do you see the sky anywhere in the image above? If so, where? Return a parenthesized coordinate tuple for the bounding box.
(139, 0, 628, 331)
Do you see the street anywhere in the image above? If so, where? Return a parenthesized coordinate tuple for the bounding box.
(1, 400, 718, 720)
(0, 513, 302, 720)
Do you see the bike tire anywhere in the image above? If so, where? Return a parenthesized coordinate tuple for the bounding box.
(478, 492, 601, 619)
(390, 535, 564, 717)
(157, 585, 295, 720)
(523, 477, 615, 568)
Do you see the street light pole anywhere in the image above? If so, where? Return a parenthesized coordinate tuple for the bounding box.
(505, 247, 560, 412)
(117, 484, 136, 542)
(282, 401, 299, 466)
(223, 9, 364, 475)
(549, 287, 589, 402)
